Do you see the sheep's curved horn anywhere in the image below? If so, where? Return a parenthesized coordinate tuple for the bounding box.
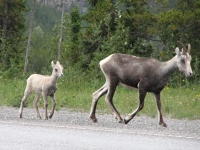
(187, 44, 191, 54)
(177, 41, 187, 54)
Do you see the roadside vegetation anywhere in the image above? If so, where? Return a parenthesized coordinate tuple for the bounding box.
(0, 67, 200, 120)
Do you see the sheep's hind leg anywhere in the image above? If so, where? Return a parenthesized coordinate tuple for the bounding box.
(105, 82, 123, 123)
(19, 95, 28, 118)
(89, 83, 108, 123)
(34, 93, 42, 119)
(42, 93, 48, 120)
(49, 94, 56, 119)
(19, 88, 32, 118)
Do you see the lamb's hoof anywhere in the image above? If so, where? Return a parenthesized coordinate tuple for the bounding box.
(37, 116, 42, 119)
(49, 115, 53, 119)
(118, 119, 123, 123)
(159, 122, 167, 127)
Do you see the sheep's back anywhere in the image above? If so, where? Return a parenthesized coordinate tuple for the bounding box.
(27, 74, 50, 93)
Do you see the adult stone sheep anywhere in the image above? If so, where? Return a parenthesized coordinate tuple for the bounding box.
(19, 61, 63, 119)
(89, 41, 193, 127)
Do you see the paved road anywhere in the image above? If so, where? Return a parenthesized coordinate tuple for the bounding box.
(0, 120, 200, 150)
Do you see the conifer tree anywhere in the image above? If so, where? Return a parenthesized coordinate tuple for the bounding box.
(0, 0, 27, 76)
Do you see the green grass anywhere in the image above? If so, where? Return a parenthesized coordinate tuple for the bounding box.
(0, 73, 200, 120)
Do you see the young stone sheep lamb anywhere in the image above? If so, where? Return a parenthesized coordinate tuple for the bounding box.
(19, 61, 63, 119)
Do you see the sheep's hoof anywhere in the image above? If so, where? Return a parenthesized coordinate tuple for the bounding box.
(90, 117, 97, 123)
(89, 115, 98, 123)
(92, 119, 98, 123)
(123, 118, 130, 124)
(37, 115, 42, 119)
(159, 122, 167, 127)
(118, 119, 123, 123)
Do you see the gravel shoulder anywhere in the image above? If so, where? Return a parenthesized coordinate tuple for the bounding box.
(0, 106, 199, 139)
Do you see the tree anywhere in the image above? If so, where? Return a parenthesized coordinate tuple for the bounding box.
(28, 26, 54, 73)
(154, 0, 200, 83)
(65, 6, 83, 68)
(119, 0, 154, 56)
(57, 0, 65, 61)
(24, 0, 35, 72)
(0, 0, 27, 76)
(82, 0, 154, 73)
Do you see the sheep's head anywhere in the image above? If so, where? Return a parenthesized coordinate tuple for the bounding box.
(51, 61, 64, 77)
(175, 41, 193, 77)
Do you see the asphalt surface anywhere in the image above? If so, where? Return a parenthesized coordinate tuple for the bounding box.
(0, 120, 200, 150)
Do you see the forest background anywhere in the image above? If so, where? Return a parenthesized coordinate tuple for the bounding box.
(0, 0, 200, 120)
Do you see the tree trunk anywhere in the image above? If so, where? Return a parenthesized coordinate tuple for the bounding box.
(1, 0, 8, 64)
(57, 0, 65, 61)
(24, 0, 35, 72)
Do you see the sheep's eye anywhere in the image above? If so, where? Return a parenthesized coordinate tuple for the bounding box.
(181, 59, 185, 64)
(55, 69, 58, 72)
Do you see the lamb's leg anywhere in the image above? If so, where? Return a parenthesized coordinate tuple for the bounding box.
(153, 92, 167, 127)
(89, 83, 108, 123)
(124, 90, 147, 124)
(34, 93, 42, 119)
(19, 87, 32, 118)
(42, 93, 48, 120)
(49, 94, 56, 119)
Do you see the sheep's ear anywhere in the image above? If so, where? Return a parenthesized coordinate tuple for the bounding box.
(175, 47, 180, 56)
(56, 61, 60, 65)
(51, 61, 54, 67)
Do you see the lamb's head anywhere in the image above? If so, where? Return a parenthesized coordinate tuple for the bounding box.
(51, 61, 64, 77)
(175, 41, 193, 77)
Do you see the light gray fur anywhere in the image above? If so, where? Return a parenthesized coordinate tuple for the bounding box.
(19, 61, 63, 119)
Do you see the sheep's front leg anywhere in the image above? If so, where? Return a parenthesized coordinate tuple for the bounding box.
(42, 93, 48, 120)
(49, 95, 56, 119)
(154, 92, 167, 127)
(124, 90, 147, 124)
(34, 93, 42, 119)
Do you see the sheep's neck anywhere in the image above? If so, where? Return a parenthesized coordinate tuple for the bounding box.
(160, 55, 178, 78)
(50, 74, 58, 85)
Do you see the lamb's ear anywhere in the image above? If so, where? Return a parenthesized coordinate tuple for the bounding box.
(56, 61, 60, 65)
(175, 47, 180, 56)
(51, 61, 54, 67)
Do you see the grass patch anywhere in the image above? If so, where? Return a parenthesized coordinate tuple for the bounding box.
(0, 73, 200, 120)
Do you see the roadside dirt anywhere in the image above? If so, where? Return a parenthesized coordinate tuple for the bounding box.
(0, 106, 199, 139)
